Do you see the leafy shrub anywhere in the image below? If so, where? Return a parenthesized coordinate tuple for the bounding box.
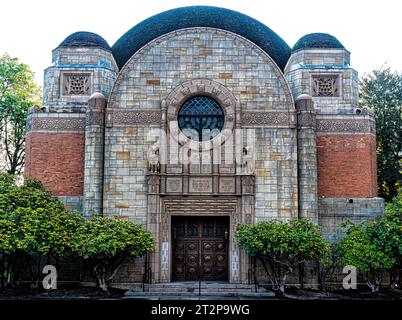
(340, 191, 401, 292)
(236, 219, 329, 294)
(71, 217, 154, 291)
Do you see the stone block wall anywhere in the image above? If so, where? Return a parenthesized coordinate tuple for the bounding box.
(44, 47, 117, 112)
(104, 28, 298, 223)
(284, 49, 359, 115)
(25, 45, 118, 212)
(319, 197, 385, 241)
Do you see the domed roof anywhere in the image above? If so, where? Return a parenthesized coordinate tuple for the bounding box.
(292, 33, 345, 52)
(58, 31, 111, 51)
(111, 6, 291, 70)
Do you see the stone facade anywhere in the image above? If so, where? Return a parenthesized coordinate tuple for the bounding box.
(25, 8, 384, 286)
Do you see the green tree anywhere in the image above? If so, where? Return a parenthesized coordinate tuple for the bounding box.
(0, 54, 41, 174)
(382, 188, 402, 288)
(71, 217, 155, 291)
(360, 67, 402, 201)
(339, 197, 401, 293)
(318, 242, 342, 292)
(236, 219, 329, 294)
(0, 173, 82, 287)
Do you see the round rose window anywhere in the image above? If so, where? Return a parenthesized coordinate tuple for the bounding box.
(178, 96, 224, 141)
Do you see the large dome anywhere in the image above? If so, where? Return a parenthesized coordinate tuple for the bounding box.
(292, 33, 345, 52)
(111, 6, 291, 71)
(58, 31, 111, 51)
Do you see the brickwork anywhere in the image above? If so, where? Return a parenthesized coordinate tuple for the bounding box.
(317, 134, 377, 197)
(25, 132, 85, 196)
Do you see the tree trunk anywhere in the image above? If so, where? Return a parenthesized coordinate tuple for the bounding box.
(94, 264, 108, 292)
(389, 269, 400, 290)
(299, 263, 304, 289)
(367, 281, 380, 293)
(367, 271, 381, 294)
(0, 254, 5, 289)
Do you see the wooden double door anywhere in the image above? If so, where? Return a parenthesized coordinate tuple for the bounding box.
(171, 216, 229, 281)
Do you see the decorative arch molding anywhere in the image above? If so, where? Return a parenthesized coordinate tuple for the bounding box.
(107, 27, 295, 110)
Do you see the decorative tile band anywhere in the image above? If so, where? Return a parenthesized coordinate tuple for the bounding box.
(26, 115, 86, 133)
(297, 112, 316, 128)
(316, 119, 375, 134)
(26, 111, 375, 134)
(106, 110, 162, 126)
(241, 111, 295, 127)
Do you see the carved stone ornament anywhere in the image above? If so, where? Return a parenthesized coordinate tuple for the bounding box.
(148, 144, 160, 173)
(312, 74, 339, 97)
(62, 73, 91, 96)
(242, 146, 255, 174)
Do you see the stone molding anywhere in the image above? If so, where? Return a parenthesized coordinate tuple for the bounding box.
(107, 27, 294, 110)
(104, 108, 297, 128)
(105, 109, 161, 127)
(316, 117, 375, 134)
(241, 111, 295, 127)
(26, 112, 375, 135)
(26, 113, 85, 133)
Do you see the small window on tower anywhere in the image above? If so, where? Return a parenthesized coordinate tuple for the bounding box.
(311, 74, 340, 97)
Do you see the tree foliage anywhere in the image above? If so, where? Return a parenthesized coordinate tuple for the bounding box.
(71, 217, 155, 291)
(236, 219, 329, 294)
(0, 173, 82, 287)
(0, 172, 155, 291)
(0, 54, 41, 174)
(318, 242, 342, 292)
(339, 191, 401, 292)
(360, 67, 402, 201)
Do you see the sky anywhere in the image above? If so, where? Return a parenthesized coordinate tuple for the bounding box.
(0, 0, 401, 88)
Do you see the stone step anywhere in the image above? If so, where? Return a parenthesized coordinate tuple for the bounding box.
(124, 291, 275, 298)
(145, 287, 261, 293)
(125, 282, 271, 298)
(141, 283, 260, 288)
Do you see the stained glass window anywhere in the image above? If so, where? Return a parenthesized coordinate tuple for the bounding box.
(178, 96, 224, 141)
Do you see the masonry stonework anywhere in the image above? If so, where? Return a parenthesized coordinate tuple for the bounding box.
(24, 7, 384, 287)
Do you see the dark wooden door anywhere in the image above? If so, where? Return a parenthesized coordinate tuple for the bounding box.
(172, 216, 229, 281)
